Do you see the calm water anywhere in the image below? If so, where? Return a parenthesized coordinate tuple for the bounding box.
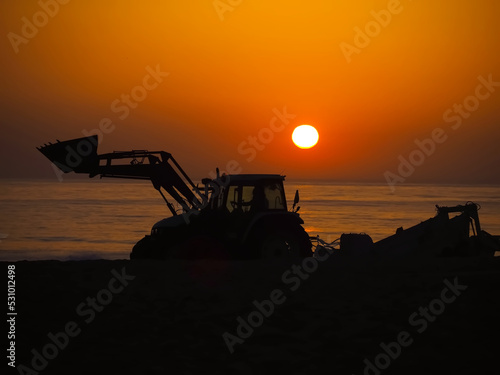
(1, 179, 499, 261)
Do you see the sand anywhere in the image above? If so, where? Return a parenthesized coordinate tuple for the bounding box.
(5, 254, 500, 375)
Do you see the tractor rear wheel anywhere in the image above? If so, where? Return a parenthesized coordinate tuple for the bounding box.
(258, 225, 312, 259)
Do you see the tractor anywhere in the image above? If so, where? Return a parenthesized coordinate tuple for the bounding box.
(38, 136, 312, 259)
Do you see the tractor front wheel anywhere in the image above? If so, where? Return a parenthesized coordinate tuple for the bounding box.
(130, 235, 170, 259)
(130, 235, 154, 259)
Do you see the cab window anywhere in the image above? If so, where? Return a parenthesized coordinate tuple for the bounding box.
(226, 185, 255, 213)
(264, 183, 285, 209)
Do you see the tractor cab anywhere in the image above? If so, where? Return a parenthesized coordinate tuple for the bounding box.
(212, 174, 288, 214)
(190, 174, 311, 258)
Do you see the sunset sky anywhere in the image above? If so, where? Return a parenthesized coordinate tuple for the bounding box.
(1, 0, 499, 185)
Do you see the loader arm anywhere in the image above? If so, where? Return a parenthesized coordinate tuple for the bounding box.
(37, 136, 203, 216)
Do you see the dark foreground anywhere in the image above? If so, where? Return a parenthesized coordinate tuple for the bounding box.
(5, 254, 500, 375)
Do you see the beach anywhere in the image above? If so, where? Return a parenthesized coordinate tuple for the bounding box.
(6, 254, 500, 374)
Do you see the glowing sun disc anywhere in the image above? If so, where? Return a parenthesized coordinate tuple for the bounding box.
(292, 125, 319, 149)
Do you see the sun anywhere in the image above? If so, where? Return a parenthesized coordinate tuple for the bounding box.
(292, 125, 319, 149)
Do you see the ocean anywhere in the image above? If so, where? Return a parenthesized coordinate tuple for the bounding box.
(1, 179, 499, 261)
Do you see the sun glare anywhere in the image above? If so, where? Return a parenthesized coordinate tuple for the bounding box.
(292, 125, 319, 149)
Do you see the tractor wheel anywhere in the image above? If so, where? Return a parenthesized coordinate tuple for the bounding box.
(131, 235, 172, 259)
(258, 225, 312, 259)
(130, 236, 153, 259)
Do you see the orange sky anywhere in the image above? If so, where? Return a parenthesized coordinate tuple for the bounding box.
(1, 0, 499, 184)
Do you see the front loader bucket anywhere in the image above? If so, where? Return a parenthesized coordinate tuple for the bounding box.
(37, 135, 99, 174)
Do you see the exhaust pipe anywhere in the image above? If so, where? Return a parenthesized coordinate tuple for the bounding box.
(37, 135, 99, 174)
